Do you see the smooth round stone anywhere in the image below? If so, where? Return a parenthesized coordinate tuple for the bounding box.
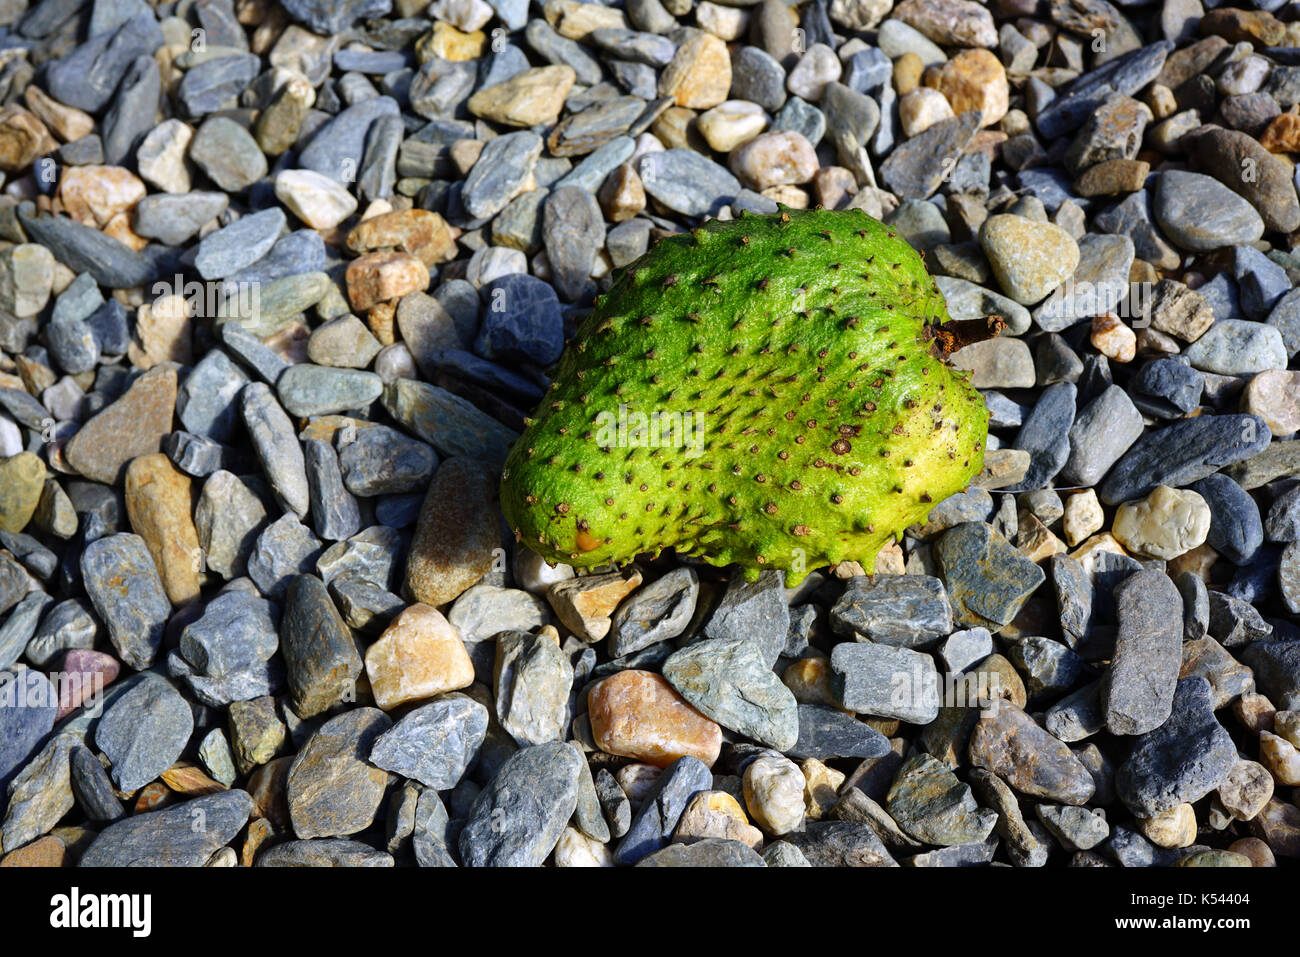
(1153, 170, 1265, 251)
(275, 169, 359, 230)
(276, 365, 383, 417)
(949, 337, 1036, 389)
(1243, 368, 1300, 435)
(1111, 485, 1211, 560)
(1184, 319, 1288, 375)
(728, 130, 818, 190)
(730, 46, 787, 113)
(587, 670, 722, 768)
(364, 603, 475, 710)
(696, 100, 768, 152)
(743, 754, 806, 836)
(786, 43, 841, 101)
(898, 86, 954, 138)
(979, 214, 1080, 305)
(189, 116, 267, 191)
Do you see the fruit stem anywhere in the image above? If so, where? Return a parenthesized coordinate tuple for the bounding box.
(926, 315, 1007, 358)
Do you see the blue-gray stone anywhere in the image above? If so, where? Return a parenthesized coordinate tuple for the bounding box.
(638, 149, 742, 217)
(247, 514, 324, 600)
(830, 640, 940, 723)
(177, 52, 260, 117)
(94, 673, 194, 791)
(133, 191, 230, 246)
(1103, 569, 1183, 735)
(194, 207, 286, 280)
(663, 637, 799, 749)
(69, 744, 125, 822)
(1097, 414, 1272, 505)
(336, 424, 438, 497)
(830, 574, 952, 648)
(935, 522, 1046, 629)
(474, 273, 564, 366)
(178, 349, 250, 443)
(220, 321, 291, 383)
(79, 789, 253, 866)
(1130, 358, 1203, 418)
(369, 693, 488, 790)
(609, 567, 698, 658)
(179, 589, 278, 678)
(80, 532, 170, 670)
(1115, 677, 1237, 816)
(1235, 243, 1291, 320)
(700, 569, 789, 667)
(163, 430, 226, 477)
(303, 438, 363, 543)
(0, 669, 56, 795)
(459, 741, 583, 867)
(224, 229, 327, 288)
(103, 54, 161, 165)
(1239, 639, 1300, 711)
(45, 12, 164, 113)
(299, 96, 401, 184)
(790, 703, 892, 760)
(17, 209, 152, 288)
(280, 0, 392, 34)
(277, 365, 384, 417)
(1035, 42, 1172, 139)
(1190, 473, 1263, 565)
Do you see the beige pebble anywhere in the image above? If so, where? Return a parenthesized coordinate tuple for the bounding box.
(364, 603, 475, 710)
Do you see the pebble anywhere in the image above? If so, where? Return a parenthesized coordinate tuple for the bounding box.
(588, 670, 722, 767)
(287, 708, 392, 839)
(460, 742, 583, 866)
(94, 674, 194, 791)
(742, 754, 805, 835)
(608, 567, 698, 658)
(365, 603, 474, 711)
(830, 574, 952, 648)
(1116, 677, 1239, 817)
(663, 637, 799, 751)
(1103, 569, 1183, 735)
(886, 752, 998, 846)
(80, 533, 171, 670)
(280, 574, 363, 719)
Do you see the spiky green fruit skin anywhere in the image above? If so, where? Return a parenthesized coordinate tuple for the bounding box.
(500, 208, 989, 585)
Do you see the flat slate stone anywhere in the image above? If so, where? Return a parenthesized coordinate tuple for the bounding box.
(458, 741, 583, 867)
(1115, 676, 1238, 817)
(79, 789, 253, 866)
(829, 574, 953, 648)
(93, 673, 194, 791)
(662, 636, 799, 750)
(1103, 569, 1183, 735)
(369, 693, 488, 790)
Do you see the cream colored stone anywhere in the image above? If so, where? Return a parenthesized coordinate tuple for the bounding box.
(544, 0, 626, 38)
(899, 87, 955, 138)
(1243, 369, 1300, 437)
(59, 166, 147, 228)
(743, 754, 806, 835)
(801, 758, 845, 821)
(1275, 710, 1300, 747)
(659, 33, 732, 110)
(696, 0, 749, 39)
(729, 130, 818, 190)
(553, 825, 613, 866)
(1137, 803, 1198, 848)
(275, 168, 359, 230)
(615, 763, 661, 805)
(697, 100, 768, 153)
(468, 65, 577, 127)
(364, 603, 475, 710)
(1112, 485, 1211, 560)
(1217, 758, 1275, 820)
(1260, 730, 1300, 786)
(1063, 489, 1104, 547)
(922, 48, 1008, 126)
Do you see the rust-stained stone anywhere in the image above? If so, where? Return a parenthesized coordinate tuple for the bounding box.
(64, 365, 176, 485)
(0, 834, 66, 867)
(405, 457, 502, 606)
(546, 567, 643, 642)
(125, 453, 201, 606)
(968, 699, 1095, 805)
(588, 670, 722, 768)
(160, 761, 227, 796)
(248, 756, 293, 830)
(345, 251, 430, 312)
(287, 707, 393, 840)
(280, 574, 363, 719)
(346, 209, 459, 266)
(365, 603, 474, 710)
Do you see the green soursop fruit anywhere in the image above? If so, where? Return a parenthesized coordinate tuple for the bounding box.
(500, 208, 1003, 585)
